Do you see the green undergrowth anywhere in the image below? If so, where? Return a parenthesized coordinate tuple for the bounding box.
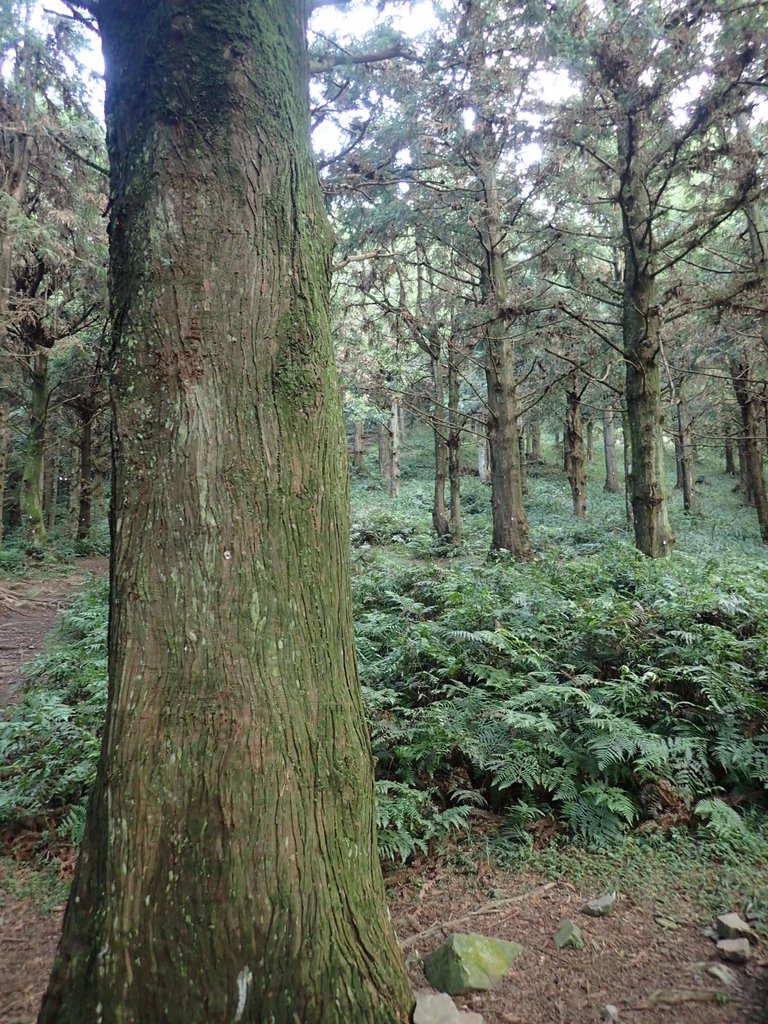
(3, 540, 768, 872)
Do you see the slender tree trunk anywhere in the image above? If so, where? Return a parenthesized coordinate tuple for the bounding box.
(603, 404, 619, 493)
(431, 349, 450, 536)
(388, 398, 400, 499)
(0, 399, 9, 545)
(529, 417, 542, 462)
(447, 353, 461, 542)
(20, 348, 48, 549)
(566, 384, 586, 518)
(77, 410, 94, 541)
(44, 447, 58, 531)
(475, 148, 530, 558)
(477, 430, 491, 484)
(518, 417, 528, 496)
(724, 430, 736, 475)
(585, 417, 594, 461)
(621, 404, 634, 529)
(731, 355, 768, 543)
(378, 420, 391, 485)
(39, 4, 412, 1022)
(677, 393, 695, 514)
(619, 116, 673, 557)
(352, 420, 364, 471)
(673, 431, 684, 489)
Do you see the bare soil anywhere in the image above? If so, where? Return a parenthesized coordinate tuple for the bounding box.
(0, 557, 108, 706)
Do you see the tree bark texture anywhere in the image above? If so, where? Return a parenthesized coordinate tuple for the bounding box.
(20, 348, 48, 548)
(39, 4, 412, 1023)
(676, 393, 695, 514)
(388, 397, 400, 499)
(731, 355, 768, 543)
(618, 112, 673, 557)
(476, 154, 530, 558)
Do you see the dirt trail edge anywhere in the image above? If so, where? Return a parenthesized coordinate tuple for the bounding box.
(0, 557, 109, 707)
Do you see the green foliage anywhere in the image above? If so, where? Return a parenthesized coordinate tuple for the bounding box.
(0, 579, 107, 834)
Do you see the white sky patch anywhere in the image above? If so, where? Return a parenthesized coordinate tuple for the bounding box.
(529, 68, 578, 104)
(462, 107, 476, 130)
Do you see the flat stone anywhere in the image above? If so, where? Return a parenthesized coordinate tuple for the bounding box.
(413, 991, 461, 1024)
(707, 964, 740, 988)
(716, 913, 758, 944)
(554, 920, 584, 950)
(581, 892, 617, 917)
(716, 938, 751, 964)
(423, 933, 522, 995)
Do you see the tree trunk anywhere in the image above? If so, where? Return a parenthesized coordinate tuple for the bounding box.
(565, 384, 586, 518)
(77, 409, 94, 541)
(388, 397, 400, 499)
(677, 393, 695, 514)
(724, 428, 736, 475)
(619, 116, 673, 557)
(431, 348, 450, 536)
(0, 399, 9, 545)
(518, 418, 528, 496)
(377, 420, 391, 485)
(475, 147, 530, 558)
(39, 4, 413, 1023)
(352, 420, 364, 471)
(529, 417, 542, 462)
(19, 348, 48, 549)
(477, 430, 491, 484)
(603, 404, 619, 493)
(731, 355, 768, 543)
(447, 352, 461, 542)
(585, 416, 594, 461)
(44, 448, 58, 531)
(621, 404, 634, 529)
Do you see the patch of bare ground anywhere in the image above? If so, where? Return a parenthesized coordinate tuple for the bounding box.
(387, 862, 768, 1024)
(0, 557, 108, 706)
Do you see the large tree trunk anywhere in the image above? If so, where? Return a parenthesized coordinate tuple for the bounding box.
(19, 348, 48, 549)
(731, 355, 768, 543)
(621, 404, 634, 529)
(565, 384, 586, 518)
(39, 4, 413, 1023)
(603, 403, 619, 493)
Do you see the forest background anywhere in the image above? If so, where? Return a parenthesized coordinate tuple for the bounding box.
(1, 0, 768, 1018)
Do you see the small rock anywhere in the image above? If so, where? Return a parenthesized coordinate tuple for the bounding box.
(600, 1005, 619, 1022)
(554, 920, 584, 950)
(707, 964, 740, 988)
(423, 933, 522, 995)
(654, 916, 679, 931)
(413, 991, 461, 1024)
(700, 926, 718, 941)
(716, 912, 758, 944)
(581, 892, 618, 918)
(716, 938, 751, 964)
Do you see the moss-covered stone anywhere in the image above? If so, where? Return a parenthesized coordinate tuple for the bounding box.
(423, 933, 522, 995)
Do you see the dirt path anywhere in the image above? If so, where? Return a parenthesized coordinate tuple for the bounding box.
(0, 557, 108, 707)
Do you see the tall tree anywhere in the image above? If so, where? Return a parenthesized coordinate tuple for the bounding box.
(39, 1, 412, 1021)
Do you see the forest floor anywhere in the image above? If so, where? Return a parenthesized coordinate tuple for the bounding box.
(1, 560, 767, 1024)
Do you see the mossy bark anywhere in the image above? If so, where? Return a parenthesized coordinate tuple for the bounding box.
(565, 383, 586, 519)
(20, 348, 48, 549)
(731, 355, 768, 544)
(0, 399, 9, 545)
(38, 3, 412, 1022)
